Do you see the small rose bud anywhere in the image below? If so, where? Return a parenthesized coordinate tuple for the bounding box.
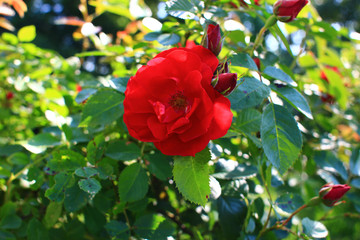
(273, 0, 308, 23)
(254, 0, 260, 6)
(253, 57, 261, 70)
(213, 73, 237, 96)
(203, 24, 222, 56)
(76, 84, 82, 92)
(216, 61, 230, 75)
(319, 183, 351, 207)
(6, 92, 14, 100)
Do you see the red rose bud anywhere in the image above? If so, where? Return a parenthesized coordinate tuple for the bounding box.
(216, 61, 230, 75)
(254, 0, 260, 6)
(319, 183, 351, 207)
(213, 73, 237, 96)
(273, 0, 308, 22)
(204, 24, 222, 56)
(76, 84, 82, 92)
(253, 57, 261, 70)
(6, 92, 14, 100)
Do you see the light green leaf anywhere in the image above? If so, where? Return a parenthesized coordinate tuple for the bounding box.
(173, 148, 210, 206)
(78, 178, 102, 196)
(118, 163, 149, 202)
(43, 202, 62, 229)
(18, 25, 36, 42)
(261, 104, 302, 175)
(302, 218, 328, 238)
(231, 53, 259, 71)
(47, 149, 86, 172)
(263, 66, 297, 87)
(165, 0, 196, 19)
(79, 89, 124, 128)
(324, 68, 348, 109)
(228, 77, 270, 110)
(157, 33, 181, 46)
(271, 85, 313, 119)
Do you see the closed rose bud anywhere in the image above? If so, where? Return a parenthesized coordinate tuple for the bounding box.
(213, 73, 237, 96)
(319, 183, 351, 207)
(204, 24, 222, 56)
(254, 0, 260, 6)
(253, 57, 261, 70)
(273, 0, 308, 22)
(216, 61, 230, 75)
(6, 92, 14, 100)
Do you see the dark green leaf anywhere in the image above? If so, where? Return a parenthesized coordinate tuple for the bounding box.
(79, 89, 124, 127)
(146, 153, 172, 181)
(153, 219, 176, 239)
(231, 53, 259, 71)
(105, 221, 130, 239)
(45, 173, 74, 202)
(271, 85, 313, 119)
(84, 206, 106, 234)
(118, 163, 149, 202)
(212, 164, 257, 180)
(134, 214, 165, 239)
(48, 149, 86, 172)
(7, 152, 29, 165)
(261, 104, 302, 175)
(27, 219, 49, 240)
(228, 77, 270, 110)
(217, 197, 248, 239)
(106, 140, 141, 161)
(22, 133, 61, 154)
(263, 66, 297, 87)
(235, 108, 262, 147)
(173, 148, 211, 206)
(86, 134, 106, 165)
(0, 202, 22, 229)
(144, 32, 162, 41)
(64, 185, 89, 212)
(350, 148, 360, 176)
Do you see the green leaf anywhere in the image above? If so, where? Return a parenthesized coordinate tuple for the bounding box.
(153, 219, 176, 239)
(118, 163, 149, 202)
(18, 25, 36, 42)
(145, 153, 172, 181)
(0, 230, 15, 240)
(75, 167, 98, 178)
(43, 202, 62, 229)
(78, 178, 102, 196)
(105, 221, 130, 239)
(0, 202, 22, 229)
(165, 0, 196, 19)
(105, 140, 140, 161)
(45, 173, 74, 202)
(86, 134, 106, 165)
(212, 164, 258, 180)
(270, 85, 313, 119)
(270, 25, 294, 58)
(75, 51, 115, 57)
(48, 149, 86, 172)
(64, 185, 89, 212)
(275, 194, 304, 214)
(27, 219, 50, 240)
(314, 151, 348, 180)
(157, 33, 181, 46)
(350, 148, 360, 176)
(324, 68, 348, 109)
(144, 32, 162, 41)
(79, 89, 124, 128)
(263, 66, 297, 87)
(217, 197, 248, 239)
(173, 148, 210, 206)
(228, 77, 270, 110)
(7, 152, 29, 165)
(261, 104, 302, 175)
(231, 53, 259, 71)
(302, 218, 328, 239)
(235, 108, 262, 147)
(22, 133, 61, 154)
(133, 214, 165, 239)
(84, 206, 106, 235)
(29, 67, 53, 79)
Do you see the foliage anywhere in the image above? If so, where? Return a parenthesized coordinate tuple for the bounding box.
(0, 0, 360, 239)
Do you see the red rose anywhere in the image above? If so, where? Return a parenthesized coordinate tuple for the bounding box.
(273, 0, 308, 22)
(6, 92, 14, 100)
(319, 183, 351, 207)
(123, 46, 233, 156)
(253, 57, 261, 70)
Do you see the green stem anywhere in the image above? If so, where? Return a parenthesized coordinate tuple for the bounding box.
(250, 15, 277, 56)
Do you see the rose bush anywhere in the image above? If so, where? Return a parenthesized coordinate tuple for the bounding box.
(123, 46, 233, 156)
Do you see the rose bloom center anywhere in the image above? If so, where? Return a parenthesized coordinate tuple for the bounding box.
(168, 92, 189, 112)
